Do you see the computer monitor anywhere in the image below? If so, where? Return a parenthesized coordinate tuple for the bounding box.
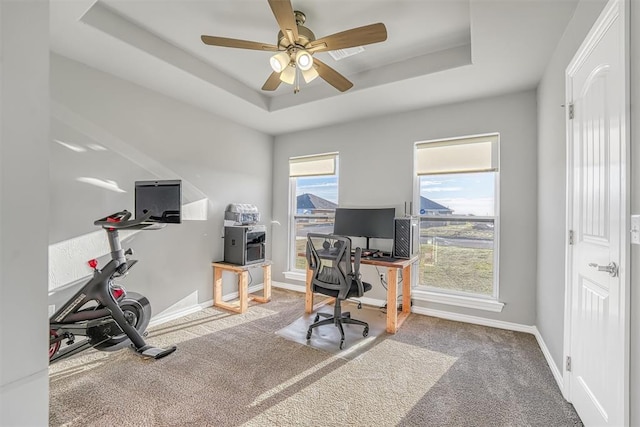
(333, 207, 395, 249)
(134, 180, 182, 223)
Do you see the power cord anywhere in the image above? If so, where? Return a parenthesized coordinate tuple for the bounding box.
(380, 296, 413, 313)
(375, 266, 388, 290)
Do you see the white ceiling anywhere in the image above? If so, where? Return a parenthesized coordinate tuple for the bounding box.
(50, 0, 579, 135)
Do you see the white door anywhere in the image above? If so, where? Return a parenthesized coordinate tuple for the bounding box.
(566, 0, 628, 425)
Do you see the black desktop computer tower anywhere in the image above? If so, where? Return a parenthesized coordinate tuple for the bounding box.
(393, 217, 420, 259)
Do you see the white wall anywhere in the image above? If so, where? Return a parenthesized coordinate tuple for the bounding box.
(49, 54, 273, 320)
(535, 0, 606, 373)
(273, 90, 538, 326)
(0, 1, 50, 425)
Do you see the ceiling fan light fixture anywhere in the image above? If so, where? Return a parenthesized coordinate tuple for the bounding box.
(295, 49, 313, 71)
(301, 66, 319, 83)
(279, 65, 296, 84)
(270, 51, 290, 73)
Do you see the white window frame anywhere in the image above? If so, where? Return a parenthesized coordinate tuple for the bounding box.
(285, 153, 338, 281)
(412, 134, 503, 312)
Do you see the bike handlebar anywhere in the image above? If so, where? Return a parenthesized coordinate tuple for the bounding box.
(94, 210, 161, 230)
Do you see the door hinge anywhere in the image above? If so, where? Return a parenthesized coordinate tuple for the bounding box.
(568, 103, 574, 120)
(569, 230, 574, 245)
(566, 356, 572, 372)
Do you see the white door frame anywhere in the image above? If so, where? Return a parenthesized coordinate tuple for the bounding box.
(563, 0, 630, 422)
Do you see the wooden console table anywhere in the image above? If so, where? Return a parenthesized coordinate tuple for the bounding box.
(212, 260, 272, 314)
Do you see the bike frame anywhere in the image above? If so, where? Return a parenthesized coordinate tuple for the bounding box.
(49, 210, 175, 363)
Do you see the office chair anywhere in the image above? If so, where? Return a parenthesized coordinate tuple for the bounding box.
(305, 233, 372, 349)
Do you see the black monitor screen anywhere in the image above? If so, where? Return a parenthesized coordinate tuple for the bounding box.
(333, 207, 395, 241)
(135, 180, 182, 223)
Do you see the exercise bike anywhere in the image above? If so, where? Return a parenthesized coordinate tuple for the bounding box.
(49, 210, 177, 364)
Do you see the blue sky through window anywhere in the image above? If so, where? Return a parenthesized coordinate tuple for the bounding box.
(421, 172, 495, 216)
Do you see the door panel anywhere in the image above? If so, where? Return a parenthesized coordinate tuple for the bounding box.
(566, 0, 626, 425)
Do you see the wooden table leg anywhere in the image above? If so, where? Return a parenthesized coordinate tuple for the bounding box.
(214, 266, 223, 306)
(387, 267, 398, 333)
(263, 264, 271, 301)
(251, 263, 271, 303)
(213, 266, 244, 313)
(238, 271, 248, 313)
(305, 267, 314, 313)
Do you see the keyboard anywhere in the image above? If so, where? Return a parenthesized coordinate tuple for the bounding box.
(352, 249, 381, 257)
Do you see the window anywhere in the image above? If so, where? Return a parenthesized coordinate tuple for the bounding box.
(415, 135, 499, 300)
(288, 153, 339, 272)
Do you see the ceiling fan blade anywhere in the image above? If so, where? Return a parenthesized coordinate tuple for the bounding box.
(268, 0, 299, 46)
(314, 58, 353, 92)
(308, 23, 387, 53)
(201, 35, 278, 51)
(262, 72, 282, 91)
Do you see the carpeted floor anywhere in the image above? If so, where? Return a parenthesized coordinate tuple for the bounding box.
(49, 289, 582, 426)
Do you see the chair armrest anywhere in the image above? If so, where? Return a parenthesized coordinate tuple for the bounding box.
(353, 247, 362, 274)
(349, 247, 365, 297)
(306, 241, 317, 270)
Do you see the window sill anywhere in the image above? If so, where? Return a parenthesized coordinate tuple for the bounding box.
(412, 288, 504, 313)
(283, 271, 306, 282)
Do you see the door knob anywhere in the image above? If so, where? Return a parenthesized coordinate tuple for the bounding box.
(588, 261, 618, 277)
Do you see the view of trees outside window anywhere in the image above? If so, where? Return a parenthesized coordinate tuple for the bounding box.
(419, 171, 497, 297)
(292, 175, 338, 270)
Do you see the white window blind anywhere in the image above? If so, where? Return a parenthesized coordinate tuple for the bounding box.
(289, 153, 338, 177)
(416, 135, 499, 175)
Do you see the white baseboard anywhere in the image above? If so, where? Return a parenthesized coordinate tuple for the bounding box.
(222, 283, 265, 301)
(149, 283, 265, 328)
(532, 326, 565, 393)
(411, 305, 536, 334)
(149, 299, 213, 328)
(272, 280, 305, 293)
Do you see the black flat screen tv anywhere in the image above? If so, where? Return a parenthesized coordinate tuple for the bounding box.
(333, 207, 395, 249)
(134, 179, 182, 223)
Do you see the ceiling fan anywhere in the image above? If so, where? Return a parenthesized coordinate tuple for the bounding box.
(201, 0, 387, 94)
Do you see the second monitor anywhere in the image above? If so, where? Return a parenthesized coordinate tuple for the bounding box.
(333, 207, 395, 250)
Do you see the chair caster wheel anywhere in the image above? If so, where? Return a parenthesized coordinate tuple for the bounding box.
(314, 314, 320, 322)
(363, 327, 369, 337)
(306, 329, 312, 340)
(339, 340, 345, 350)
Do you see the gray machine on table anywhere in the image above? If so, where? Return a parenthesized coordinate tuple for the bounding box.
(223, 203, 266, 266)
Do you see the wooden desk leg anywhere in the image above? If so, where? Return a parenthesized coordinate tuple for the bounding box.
(214, 266, 223, 306)
(387, 267, 399, 333)
(305, 267, 314, 313)
(239, 271, 248, 313)
(402, 264, 412, 316)
(392, 263, 412, 331)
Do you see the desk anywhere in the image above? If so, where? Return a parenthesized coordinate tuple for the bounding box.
(212, 260, 271, 313)
(305, 255, 419, 334)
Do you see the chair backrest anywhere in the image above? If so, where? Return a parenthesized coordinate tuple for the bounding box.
(306, 233, 363, 300)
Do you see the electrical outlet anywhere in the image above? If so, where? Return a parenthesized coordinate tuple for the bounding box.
(379, 273, 385, 282)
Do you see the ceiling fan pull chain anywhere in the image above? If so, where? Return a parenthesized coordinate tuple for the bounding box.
(294, 66, 300, 94)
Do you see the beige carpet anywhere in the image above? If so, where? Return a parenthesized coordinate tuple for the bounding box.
(49, 289, 582, 426)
